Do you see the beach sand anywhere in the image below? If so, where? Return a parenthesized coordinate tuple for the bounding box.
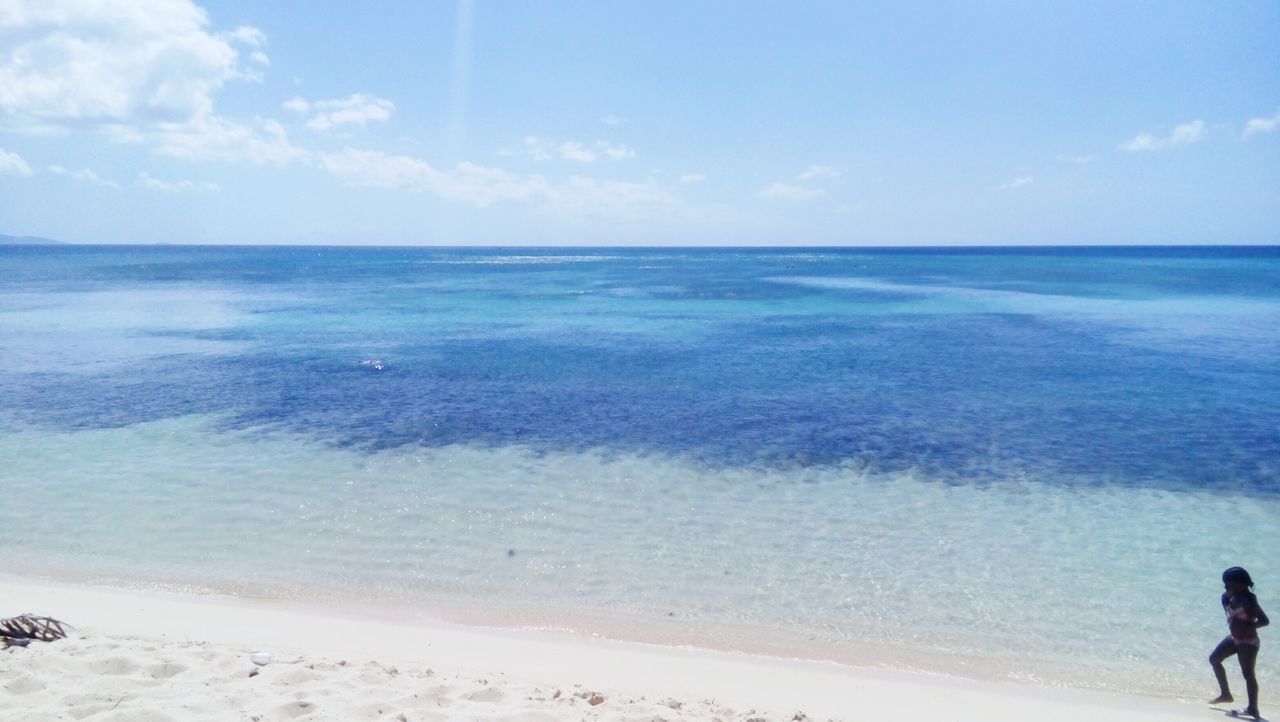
(0, 576, 1217, 721)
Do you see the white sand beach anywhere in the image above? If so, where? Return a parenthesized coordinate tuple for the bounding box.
(0, 576, 1219, 722)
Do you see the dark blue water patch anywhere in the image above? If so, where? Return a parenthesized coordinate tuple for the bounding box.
(143, 328, 258, 342)
(2, 245, 1277, 494)
(4, 310, 1275, 494)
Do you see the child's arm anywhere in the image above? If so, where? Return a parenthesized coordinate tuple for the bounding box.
(1245, 596, 1269, 628)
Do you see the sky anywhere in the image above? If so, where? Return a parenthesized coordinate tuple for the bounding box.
(0, 0, 1278, 246)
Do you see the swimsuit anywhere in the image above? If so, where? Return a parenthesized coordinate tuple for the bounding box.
(1224, 592, 1261, 647)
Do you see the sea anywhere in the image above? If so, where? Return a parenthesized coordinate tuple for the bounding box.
(1, 244, 1277, 700)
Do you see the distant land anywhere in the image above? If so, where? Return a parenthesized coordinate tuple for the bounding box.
(0, 234, 63, 245)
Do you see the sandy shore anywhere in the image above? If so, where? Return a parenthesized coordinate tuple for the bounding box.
(0, 576, 1218, 721)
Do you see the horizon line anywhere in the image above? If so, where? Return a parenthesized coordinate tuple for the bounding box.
(4, 240, 1279, 250)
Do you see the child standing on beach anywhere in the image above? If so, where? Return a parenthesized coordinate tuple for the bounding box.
(1210, 566, 1269, 719)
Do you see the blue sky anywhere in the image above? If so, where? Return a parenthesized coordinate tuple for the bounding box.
(1, 0, 1277, 245)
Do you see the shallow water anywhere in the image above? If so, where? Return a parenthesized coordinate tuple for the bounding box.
(1, 245, 1277, 699)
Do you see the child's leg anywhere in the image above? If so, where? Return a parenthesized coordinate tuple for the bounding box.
(1236, 643, 1259, 715)
(1210, 636, 1238, 702)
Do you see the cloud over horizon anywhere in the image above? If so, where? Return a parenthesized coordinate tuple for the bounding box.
(1243, 111, 1280, 138)
(0, 0, 306, 174)
(522, 137, 636, 164)
(0, 147, 33, 177)
(998, 176, 1034, 191)
(319, 147, 681, 219)
(284, 94, 396, 133)
(757, 182, 824, 200)
(1118, 120, 1206, 152)
(797, 165, 840, 181)
(0, 0, 265, 133)
(137, 171, 219, 193)
(48, 165, 121, 189)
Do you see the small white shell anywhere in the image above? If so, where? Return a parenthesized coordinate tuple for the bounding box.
(250, 651, 272, 666)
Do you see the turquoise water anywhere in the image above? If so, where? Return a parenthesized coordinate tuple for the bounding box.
(1, 245, 1278, 699)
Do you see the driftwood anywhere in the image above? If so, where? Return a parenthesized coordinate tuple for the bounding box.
(1, 615, 70, 647)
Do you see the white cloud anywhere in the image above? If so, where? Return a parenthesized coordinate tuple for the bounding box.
(137, 171, 219, 193)
(282, 97, 311, 114)
(998, 176, 1034, 191)
(151, 115, 307, 165)
(296, 94, 395, 132)
(797, 165, 839, 181)
(523, 136, 553, 161)
(0, 147, 33, 177)
(318, 147, 681, 219)
(757, 182, 824, 200)
(678, 173, 706, 184)
(599, 142, 635, 160)
(1243, 111, 1280, 138)
(757, 166, 837, 199)
(1055, 153, 1094, 164)
(558, 141, 598, 163)
(0, 0, 266, 131)
(47, 165, 121, 189)
(318, 149, 441, 191)
(1118, 120, 1205, 152)
(221, 25, 266, 48)
(0, 0, 299, 170)
(554, 176, 680, 219)
(522, 136, 634, 163)
(600, 114, 624, 126)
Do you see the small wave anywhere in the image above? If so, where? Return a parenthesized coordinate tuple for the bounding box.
(418, 255, 624, 265)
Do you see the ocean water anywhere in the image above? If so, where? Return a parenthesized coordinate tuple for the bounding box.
(1, 245, 1278, 699)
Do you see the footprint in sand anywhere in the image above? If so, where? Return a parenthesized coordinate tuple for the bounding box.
(146, 661, 189, 679)
(275, 700, 318, 718)
(404, 714, 450, 722)
(99, 709, 175, 722)
(66, 703, 118, 721)
(462, 686, 504, 703)
(88, 656, 140, 675)
(61, 692, 108, 707)
(278, 667, 322, 685)
(422, 684, 455, 707)
(61, 693, 136, 720)
(351, 701, 410, 718)
(4, 674, 47, 695)
(6, 711, 62, 722)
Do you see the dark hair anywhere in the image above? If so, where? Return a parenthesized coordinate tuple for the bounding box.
(1223, 567, 1254, 588)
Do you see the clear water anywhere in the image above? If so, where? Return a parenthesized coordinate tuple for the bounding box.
(1, 245, 1278, 699)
